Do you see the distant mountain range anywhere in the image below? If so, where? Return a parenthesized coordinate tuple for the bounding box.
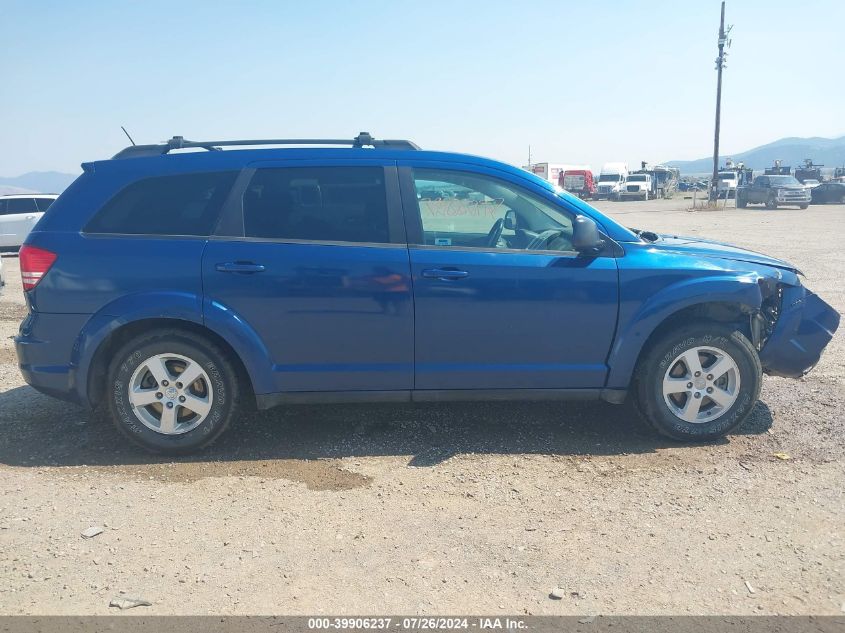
(667, 136, 845, 174)
(0, 171, 79, 196)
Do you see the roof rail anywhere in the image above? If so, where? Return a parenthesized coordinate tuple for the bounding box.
(112, 132, 420, 159)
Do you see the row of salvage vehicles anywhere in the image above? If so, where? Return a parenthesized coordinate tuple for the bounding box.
(718, 160, 835, 209)
(566, 162, 680, 201)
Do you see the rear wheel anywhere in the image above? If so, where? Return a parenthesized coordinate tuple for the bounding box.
(736, 193, 748, 208)
(634, 322, 761, 441)
(106, 329, 239, 454)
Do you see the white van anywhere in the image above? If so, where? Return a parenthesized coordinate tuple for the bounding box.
(0, 194, 58, 249)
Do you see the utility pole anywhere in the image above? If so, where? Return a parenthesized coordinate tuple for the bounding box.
(710, 1, 731, 202)
(528, 145, 532, 168)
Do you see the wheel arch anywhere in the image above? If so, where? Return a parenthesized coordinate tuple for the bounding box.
(606, 275, 763, 389)
(84, 317, 257, 410)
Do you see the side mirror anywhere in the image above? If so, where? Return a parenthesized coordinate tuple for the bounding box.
(572, 215, 605, 255)
(503, 209, 517, 231)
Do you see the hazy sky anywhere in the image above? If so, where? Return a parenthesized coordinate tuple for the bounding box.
(1, 0, 843, 175)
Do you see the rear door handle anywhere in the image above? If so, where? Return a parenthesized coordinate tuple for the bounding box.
(215, 262, 266, 273)
(421, 268, 469, 280)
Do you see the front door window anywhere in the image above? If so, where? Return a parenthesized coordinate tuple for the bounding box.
(412, 169, 576, 253)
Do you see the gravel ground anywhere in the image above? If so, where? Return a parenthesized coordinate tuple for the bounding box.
(0, 200, 843, 615)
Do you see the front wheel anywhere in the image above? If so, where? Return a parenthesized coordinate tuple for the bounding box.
(634, 322, 762, 441)
(799, 204, 808, 210)
(765, 197, 778, 210)
(106, 329, 240, 454)
(736, 193, 748, 208)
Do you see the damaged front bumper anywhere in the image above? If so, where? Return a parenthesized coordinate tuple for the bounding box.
(758, 285, 840, 378)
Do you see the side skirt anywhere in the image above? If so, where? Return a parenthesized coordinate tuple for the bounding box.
(255, 388, 627, 410)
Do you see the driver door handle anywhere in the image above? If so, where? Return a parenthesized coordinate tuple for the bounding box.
(422, 268, 469, 280)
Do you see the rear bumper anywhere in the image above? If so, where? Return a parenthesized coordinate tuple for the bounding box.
(14, 311, 89, 405)
(759, 287, 840, 378)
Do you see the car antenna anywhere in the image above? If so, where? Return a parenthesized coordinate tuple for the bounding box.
(120, 126, 136, 146)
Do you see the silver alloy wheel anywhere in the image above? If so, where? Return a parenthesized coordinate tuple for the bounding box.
(127, 353, 213, 435)
(662, 346, 741, 423)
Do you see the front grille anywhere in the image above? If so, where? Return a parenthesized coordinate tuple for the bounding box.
(780, 190, 807, 200)
(627, 185, 639, 192)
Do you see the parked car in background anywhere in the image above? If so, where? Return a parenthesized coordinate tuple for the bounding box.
(15, 133, 839, 454)
(736, 175, 811, 209)
(679, 181, 706, 192)
(619, 173, 652, 200)
(0, 194, 58, 250)
(810, 181, 845, 204)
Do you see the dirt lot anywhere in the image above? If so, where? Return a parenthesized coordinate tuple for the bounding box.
(0, 199, 843, 616)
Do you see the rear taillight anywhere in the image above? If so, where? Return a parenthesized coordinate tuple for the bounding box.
(19, 245, 57, 291)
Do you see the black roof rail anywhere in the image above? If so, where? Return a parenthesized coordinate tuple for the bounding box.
(112, 132, 420, 159)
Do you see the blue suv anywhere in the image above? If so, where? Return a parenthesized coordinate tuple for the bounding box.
(14, 133, 840, 453)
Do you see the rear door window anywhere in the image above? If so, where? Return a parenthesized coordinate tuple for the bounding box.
(85, 171, 238, 236)
(242, 167, 389, 244)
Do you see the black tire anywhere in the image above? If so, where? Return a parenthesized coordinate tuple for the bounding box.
(633, 322, 762, 442)
(765, 197, 777, 210)
(736, 193, 747, 208)
(106, 329, 240, 454)
(799, 204, 808, 210)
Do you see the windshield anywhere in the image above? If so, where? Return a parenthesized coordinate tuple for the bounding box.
(598, 174, 621, 182)
(718, 173, 737, 180)
(769, 175, 802, 186)
(627, 175, 648, 182)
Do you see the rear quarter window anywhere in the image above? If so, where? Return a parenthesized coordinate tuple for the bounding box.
(84, 171, 238, 236)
